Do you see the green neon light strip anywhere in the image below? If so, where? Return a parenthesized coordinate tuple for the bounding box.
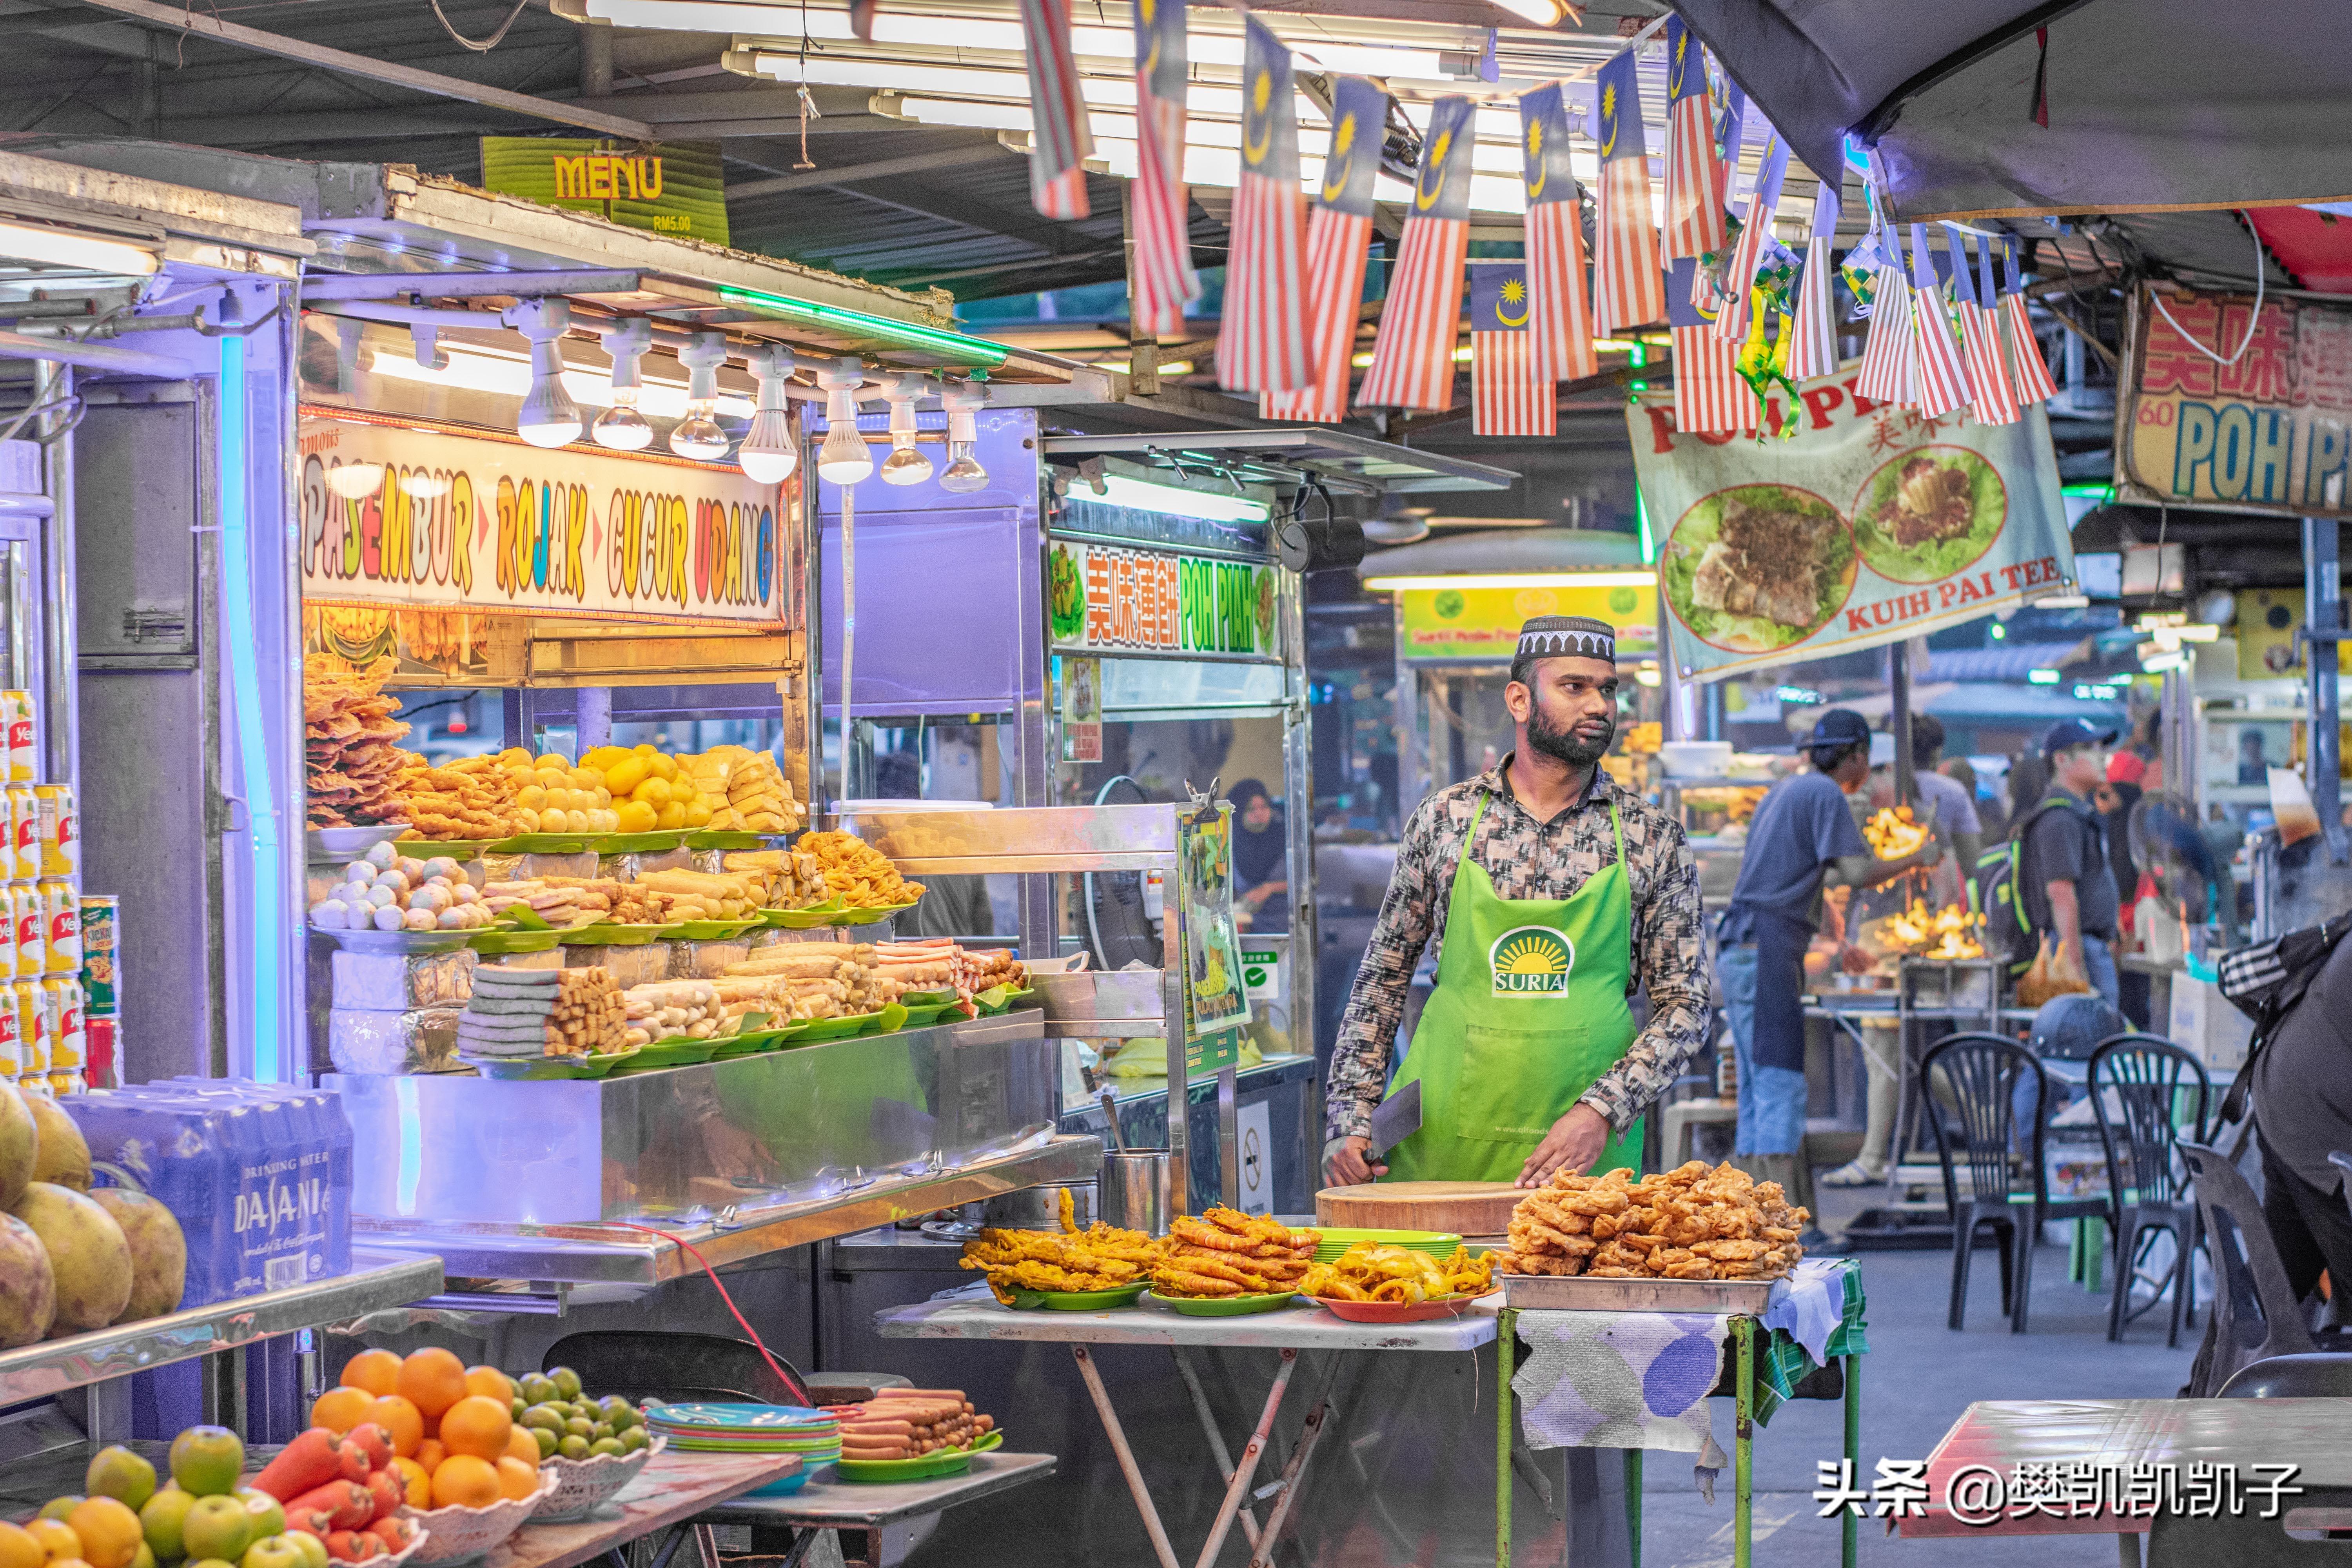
(717, 287, 1009, 367)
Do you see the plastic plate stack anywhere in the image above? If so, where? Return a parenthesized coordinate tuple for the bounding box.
(1310, 1228, 1463, 1264)
(642, 1403, 842, 1496)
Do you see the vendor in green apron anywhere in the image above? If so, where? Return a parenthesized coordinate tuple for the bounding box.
(1324, 615, 1710, 1189)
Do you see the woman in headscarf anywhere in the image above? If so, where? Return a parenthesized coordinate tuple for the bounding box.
(1228, 778, 1290, 931)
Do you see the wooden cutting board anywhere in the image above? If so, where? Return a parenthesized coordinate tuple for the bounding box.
(1315, 1181, 1523, 1236)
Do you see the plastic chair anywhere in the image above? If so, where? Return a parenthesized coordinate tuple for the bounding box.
(541, 1330, 812, 1408)
(2148, 1486, 2352, 1564)
(2087, 1034, 2210, 1347)
(2178, 1143, 2319, 1398)
(2216, 1352, 2352, 1399)
(1917, 1033, 2110, 1333)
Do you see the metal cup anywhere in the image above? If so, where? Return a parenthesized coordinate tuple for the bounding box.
(1098, 1150, 1174, 1237)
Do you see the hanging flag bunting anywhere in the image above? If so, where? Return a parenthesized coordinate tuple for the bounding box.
(1520, 82, 1596, 385)
(2001, 236, 2060, 405)
(1784, 183, 1841, 380)
(1128, 0, 1198, 339)
(1357, 95, 1475, 411)
(1469, 261, 1554, 436)
(1662, 17, 1727, 260)
(1853, 221, 1916, 406)
(1715, 71, 1746, 170)
(1019, 0, 1093, 219)
(1214, 18, 1310, 393)
(1591, 50, 1665, 335)
(1263, 76, 1385, 423)
(1666, 256, 1752, 435)
(1711, 134, 1790, 343)
(1909, 223, 1974, 419)
(1951, 226, 2020, 425)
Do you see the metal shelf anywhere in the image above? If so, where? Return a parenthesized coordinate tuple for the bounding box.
(0, 1248, 444, 1404)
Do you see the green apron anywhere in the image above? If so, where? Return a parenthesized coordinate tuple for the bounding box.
(1380, 793, 1642, 1183)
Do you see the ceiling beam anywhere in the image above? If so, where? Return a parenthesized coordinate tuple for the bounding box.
(0, 0, 152, 58)
(837, 174, 1085, 255)
(728, 143, 1012, 199)
(69, 0, 659, 140)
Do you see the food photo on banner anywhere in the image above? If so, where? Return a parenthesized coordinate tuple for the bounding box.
(1632, 362, 2074, 681)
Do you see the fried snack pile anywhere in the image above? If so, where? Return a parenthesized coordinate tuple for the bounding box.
(799, 830, 927, 908)
(304, 656, 412, 828)
(1863, 806, 1929, 859)
(959, 1205, 1166, 1305)
(396, 756, 517, 839)
(1301, 1242, 1495, 1303)
(1499, 1161, 1808, 1281)
(1156, 1208, 1319, 1298)
(720, 848, 829, 909)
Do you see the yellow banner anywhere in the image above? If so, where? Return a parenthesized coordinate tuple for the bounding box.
(1397, 583, 1658, 662)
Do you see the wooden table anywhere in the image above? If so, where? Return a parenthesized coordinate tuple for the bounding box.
(474, 1450, 802, 1568)
(696, 1451, 1056, 1567)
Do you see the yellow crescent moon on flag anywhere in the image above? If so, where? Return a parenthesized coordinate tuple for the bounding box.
(1322, 113, 1355, 202)
(1669, 31, 1685, 96)
(1524, 117, 1545, 201)
(1495, 278, 1529, 327)
(1599, 82, 1618, 160)
(1244, 69, 1273, 165)
(1416, 128, 1451, 211)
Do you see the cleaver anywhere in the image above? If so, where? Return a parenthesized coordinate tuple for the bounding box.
(1369, 1079, 1423, 1156)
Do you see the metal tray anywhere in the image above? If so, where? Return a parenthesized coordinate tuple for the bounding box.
(1498, 1271, 1780, 1314)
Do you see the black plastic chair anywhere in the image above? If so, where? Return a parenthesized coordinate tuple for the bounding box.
(1918, 1033, 2110, 1333)
(2217, 1352, 2352, 1399)
(2178, 1143, 2321, 1398)
(2087, 1034, 2210, 1347)
(541, 1330, 812, 1408)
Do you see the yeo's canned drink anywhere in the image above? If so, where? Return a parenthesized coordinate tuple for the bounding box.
(11, 886, 40, 976)
(79, 895, 116, 1016)
(7, 785, 36, 883)
(0, 987, 22, 1076)
(15, 980, 46, 1074)
(33, 785, 73, 878)
(45, 1071, 80, 1097)
(1, 692, 33, 784)
(38, 882, 78, 976)
(42, 978, 80, 1069)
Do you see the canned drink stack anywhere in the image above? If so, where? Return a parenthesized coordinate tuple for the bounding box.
(82, 1016, 114, 1089)
(4, 785, 32, 883)
(10, 886, 40, 977)
(33, 784, 74, 878)
(42, 978, 81, 1071)
(2, 692, 33, 784)
(79, 895, 116, 1016)
(15, 978, 45, 1077)
(38, 882, 77, 976)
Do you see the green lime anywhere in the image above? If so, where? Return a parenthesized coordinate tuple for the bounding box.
(564, 1417, 595, 1440)
(532, 1428, 558, 1460)
(549, 1367, 583, 1402)
(617, 1428, 649, 1454)
(592, 1423, 613, 1442)
(588, 1439, 623, 1459)
(600, 1398, 639, 1431)
(40, 1497, 84, 1522)
(521, 1406, 567, 1434)
(511, 1398, 526, 1421)
(519, 1373, 557, 1405)
(557, 1436, 590, 1461)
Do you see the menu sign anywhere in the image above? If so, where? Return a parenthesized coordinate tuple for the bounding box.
(299, 416, 782, 626)
(1397, 583, 1658, 663)
(1047, 539, 1282, 659)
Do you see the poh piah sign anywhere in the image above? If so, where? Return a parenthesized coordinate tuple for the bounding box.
(1628, 361, 2074, 682)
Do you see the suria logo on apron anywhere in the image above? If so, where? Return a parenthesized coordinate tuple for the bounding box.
(1489, 926, 1575, 996)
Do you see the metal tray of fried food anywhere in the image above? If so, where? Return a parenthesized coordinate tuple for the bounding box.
(1498, 1272, 1784, 1313)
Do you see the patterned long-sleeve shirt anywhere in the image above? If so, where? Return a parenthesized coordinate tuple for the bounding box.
(1327, 757, 1710, 1143)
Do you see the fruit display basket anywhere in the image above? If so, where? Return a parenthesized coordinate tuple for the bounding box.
(396, 1473, 556, 1566)
(527, 1435, 664, 1523)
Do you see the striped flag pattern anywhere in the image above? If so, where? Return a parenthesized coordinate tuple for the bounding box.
(1214, 18, 1308, 392)
(1127, 0, 1197, 338)
(1592, 51, 1664, 334)
(1469, 262, 1553, 436)
(1909, 223, 1973, 418)
(2001, 237, 2059, 405)
(1853, 235, 1916, 405)
(1520, 83, 1596, 383)
(1358, 96, 1476, 411)
(1018, 0, 1093, 219)
(1784, 184, 1841, 380)
(1662, 16, 1726, 259)
(1952, 227, 2020, 425)
(1263, 76, 1385, 422)
(1711, 134, 1789, 343)
(1666, 256, 1753, 434)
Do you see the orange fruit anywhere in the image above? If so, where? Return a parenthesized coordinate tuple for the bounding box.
(339, 1350, 403, 1398)
(63, 1500, 138, 1568)
(492, 1459, 538, 1504)
(501, 1428, 540, 1467)
(462, 1367, 515, 1405)
(22, 1522, 78, 1564)
(307, 1387, 374, 1436)
(428, 1456, 499, 1511)
(415, 1441, 446, 1474)
(0, 1523, 44, 1568)
(437, 1396, 513, 1463)
(388, 1459, 431, 1511)
(365, 1396, 424, 1459)
(396, 1348, 468, 1419)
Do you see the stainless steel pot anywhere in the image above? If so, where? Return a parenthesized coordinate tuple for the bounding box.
(1098, 1150, 1174, 1237)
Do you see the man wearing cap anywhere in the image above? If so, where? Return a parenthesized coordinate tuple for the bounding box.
(2018, 718, 2124, 1007)
(1717, 710, 1942, 1205)
(1324, 616, 1709, 1189)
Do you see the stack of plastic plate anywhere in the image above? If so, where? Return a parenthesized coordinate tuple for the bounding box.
(641, 1403, 842, 1495)
(1310, 1228, 1464, 1264)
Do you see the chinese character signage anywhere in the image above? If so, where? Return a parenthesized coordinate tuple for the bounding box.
(479, 137, 729, 244)
(2120, 284, 2352, 516)
(1047, 539, 1283, 659)
(1627, 361, 2074, 682)
(1397, 583, 1658, 663)
(300, 415, 782, 626)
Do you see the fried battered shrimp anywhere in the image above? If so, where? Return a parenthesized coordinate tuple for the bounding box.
(960, 1219, 1169, 1301)
(1152, 1210, 1318, 1298)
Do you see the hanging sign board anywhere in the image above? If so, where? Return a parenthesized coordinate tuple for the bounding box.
(1178, 806, 1251, 1060)
(1628, 362, 2074, 682)
(1047, 539, 1283, 660)
(2119, 284, 2352, 516)
(1060, 655, 1103, 762)
(299, 416, 782, 626)
(1397, 584, 1659, 663)
(479, 138, 730, 245)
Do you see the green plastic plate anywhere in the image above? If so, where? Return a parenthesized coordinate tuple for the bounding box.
(791, 1013, 875, 1042)
(598, 829, 689, 854)
(1009, 1280, 1149, 1311)
(1309, 1228, 1464, 1263)
(1143, 1290, 1298, 1318)
(894, 1001, 958, 1029)
(663, 919, 761, 941)
(834, 901, 918, 927)
(468, 929, 561, 955)
(896, 989, 958, 1007)
(457, 1053, 578, 1080)
(686, 829, 766, 850)
(834, 1430, 1002, 1483)
(573, 1049, 641, 1078)
(390, 838, 499, 862)
(707, 1029, 786, 1058)
(762, 899, 846, 929)
(555, 922, 668, 946)
(487, 833, 596, 855)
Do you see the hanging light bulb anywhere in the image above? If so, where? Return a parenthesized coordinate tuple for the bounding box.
(878, 372, 935, 486)
(938, 381, 990, 494)
(593, 317, 654, 451)
(505, 297, 581, 449)
(670, 331, 732, 460)
(738, 346, 800, 484)
(815, 356, 873, 485)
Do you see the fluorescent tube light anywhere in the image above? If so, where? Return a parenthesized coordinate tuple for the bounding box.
(1361, 572, 1660, 592)
(1094, 474, 1269, 523)
(0, 220, 157, 276)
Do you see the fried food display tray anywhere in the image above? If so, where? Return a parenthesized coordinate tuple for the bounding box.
(1497, 1273, 1780, 1313)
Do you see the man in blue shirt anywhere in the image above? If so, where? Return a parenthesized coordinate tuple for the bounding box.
(1718, 710, 1942, 1207)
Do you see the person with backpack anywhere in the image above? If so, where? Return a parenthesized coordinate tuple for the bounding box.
(2014, 719, 2125, 1006)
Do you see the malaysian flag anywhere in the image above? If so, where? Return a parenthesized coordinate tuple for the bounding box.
(1591, 50, 1664, 335)
(1853, 223, 1916, 405)
(1711, 133, 1789, 343)
(1909, 223, 1973, 419)
(1018, 0, 1092, 219)
(2001, 235, 2060, 405)
(1127, 0, 1197, 339)
(1214, 18, 1309, 393)
(1520, 82, 1595, 384)
(1952, 226, 2020, 425)
(1469, 262, 1553, 436)
(1667, 255, 1751, 434)
(1661, 16, 1726, 260)
(1784, 183, 1841, 380)
(1263, 76, 1385, 422)
(1357, 95, 1474, 411)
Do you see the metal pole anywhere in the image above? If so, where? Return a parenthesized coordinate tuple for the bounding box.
(1842, 1352, 1860, 1568)
(2303, 514, 2346, 863)
(1190, 1348, 1296, 1568)
(1734, 1317, 1753, 1568)
(579, 19, 613, 97)
(1281, 566, 1316, 1061)
(1070, 1346, 1183, 1568)
(1166, 848, 1190, 1218)
(1170, 1347, 1263, 1551)
(1121, 183, 1161, 397)
(576, 686, 612, 754)
(34, 361, 73, 795)
(1496, 1308, 1515, 1568)
(1890, 642, 1914, 808)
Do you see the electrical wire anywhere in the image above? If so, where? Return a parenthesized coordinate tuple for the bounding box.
(613, 1221, 812, 1404)
(428, 0, 530, 53)
(2147, 212, 2267, 367)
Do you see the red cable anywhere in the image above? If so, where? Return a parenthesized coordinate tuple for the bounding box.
(612, 1222, 811, 1407)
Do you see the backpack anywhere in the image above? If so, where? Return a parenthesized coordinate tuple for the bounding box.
(2214, 909, 2352, 1124)
(1970, 796, 2080, 975)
